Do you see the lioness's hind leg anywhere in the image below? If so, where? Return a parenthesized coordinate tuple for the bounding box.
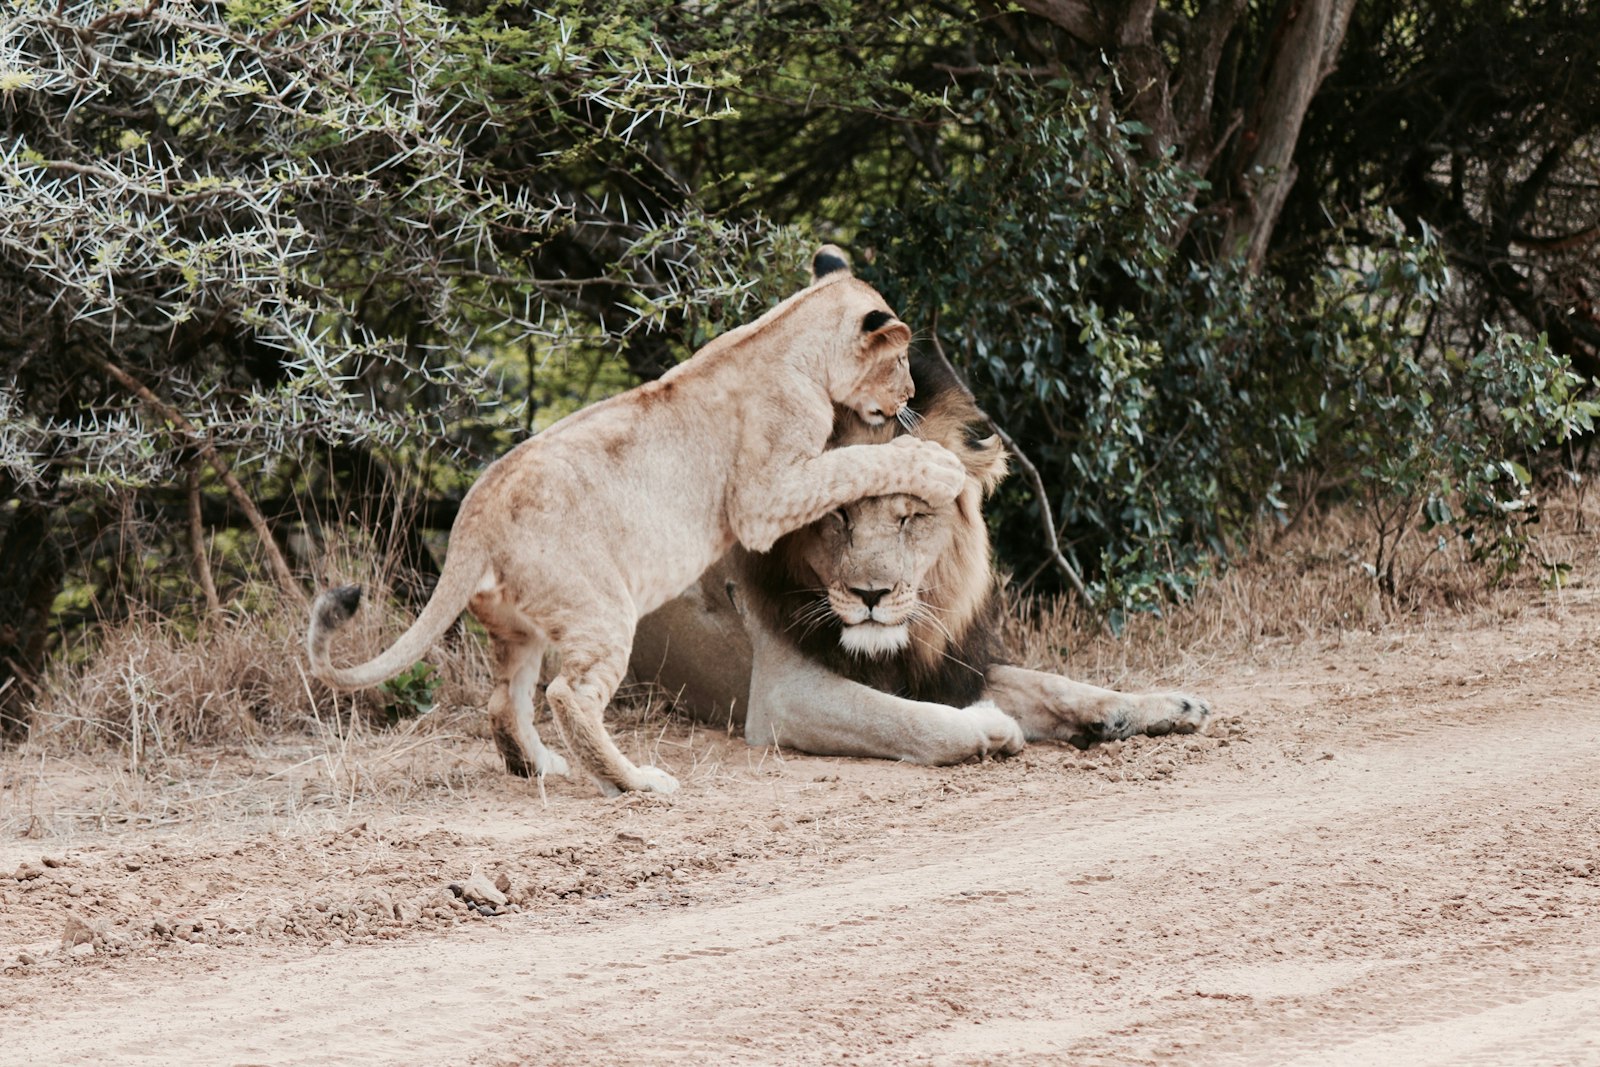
(547, 627, 678, 797)
(488, 637, 570, 780)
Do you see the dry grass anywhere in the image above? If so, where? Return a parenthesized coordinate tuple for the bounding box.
(25, 526, 492, 760)
(8, 488, 1595, 839)
(1004, 488, 1600, 690)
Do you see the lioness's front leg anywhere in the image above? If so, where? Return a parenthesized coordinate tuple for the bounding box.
(730, 437, 966, 553)
(744, 622, 1024, 764)
(983, 665, 1211, 749)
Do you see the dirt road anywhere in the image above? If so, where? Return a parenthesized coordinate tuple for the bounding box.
(3, 595, 1598, 1065)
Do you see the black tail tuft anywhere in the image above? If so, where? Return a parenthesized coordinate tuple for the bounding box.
(316, 584, 364, 630)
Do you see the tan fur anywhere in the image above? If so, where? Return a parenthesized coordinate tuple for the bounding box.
(306, 248, 968, 796)
(800, 405, 1007, 675)
(626, 372, 1213, 765)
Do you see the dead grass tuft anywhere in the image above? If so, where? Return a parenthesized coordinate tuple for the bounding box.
(1003, 488, 1600, 688)
(26, 526, 491, 761)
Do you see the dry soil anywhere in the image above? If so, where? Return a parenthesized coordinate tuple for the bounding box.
(2, 590, 1598, 1065)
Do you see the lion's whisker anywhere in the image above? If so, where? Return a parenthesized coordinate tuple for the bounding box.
(908, 628, 981, 677)
(910, 605, 955, 645)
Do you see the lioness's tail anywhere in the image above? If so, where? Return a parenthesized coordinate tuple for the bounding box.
(305, 548, 484, 691)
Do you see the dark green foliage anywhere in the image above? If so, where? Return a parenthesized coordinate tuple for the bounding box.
(1300, 224, 1599, 595)
(862, 86, 1297, 613)
(382, 661, 440, 724)
(863, 87, 1596, 615)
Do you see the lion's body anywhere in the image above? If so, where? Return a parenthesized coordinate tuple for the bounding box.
(630, 352, 1211, 764)
(307, 249, 968, 795)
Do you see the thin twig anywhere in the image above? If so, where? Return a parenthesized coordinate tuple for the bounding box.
(80, 345, 309, 607)
(925, 315, 1093, 604)
(186, 460, 222, 617)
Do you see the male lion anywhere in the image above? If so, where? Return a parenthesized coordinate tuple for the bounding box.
(306, 248, 967, 795)
(624, 352, 1212, 765)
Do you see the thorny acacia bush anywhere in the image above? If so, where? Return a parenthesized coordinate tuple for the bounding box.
(862, 87, 1595, 623)
(0, 0, 808, 731)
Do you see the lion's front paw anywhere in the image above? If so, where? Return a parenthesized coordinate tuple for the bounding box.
(1067, 709, 1136, 750)
(964, 700, 1026, 758)
(1137, 693, 1211, 736)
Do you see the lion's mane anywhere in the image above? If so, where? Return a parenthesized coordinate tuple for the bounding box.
(742, 352, 1008, 706)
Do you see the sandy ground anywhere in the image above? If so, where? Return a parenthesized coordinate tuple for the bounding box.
(2, 589, 1598, 1066)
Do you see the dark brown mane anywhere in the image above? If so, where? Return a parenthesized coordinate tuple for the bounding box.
(740, 351, 1007, 707)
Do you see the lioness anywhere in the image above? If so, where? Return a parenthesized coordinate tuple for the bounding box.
(625, 352, 1211, 765)
(307, 248, 967, 795)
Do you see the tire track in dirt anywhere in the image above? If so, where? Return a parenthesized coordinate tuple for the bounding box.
(5, 692, 1596, 1065)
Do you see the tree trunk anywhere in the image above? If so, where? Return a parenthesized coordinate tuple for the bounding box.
(0, 503, 65, 740)
(1223, 0, 1357, 270)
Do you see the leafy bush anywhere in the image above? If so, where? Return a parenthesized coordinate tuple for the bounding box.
(1301, 222, 1599, 595)
(862, 84, 1594, 616)
(862, 83, 1304, 620)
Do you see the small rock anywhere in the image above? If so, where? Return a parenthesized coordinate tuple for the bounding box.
(458, 870, 508, 909)
(494, 871, 512, 894)
(17, 952, 38, 966)
(616, 832, 647, 852)
(13, 864, 44, 882)
(69, 942, 94, 959)
(60, 914, 97, 950)
(122, 860, 142, 872)
(41, 856, 64, 869)
(66, 883, 85, 898)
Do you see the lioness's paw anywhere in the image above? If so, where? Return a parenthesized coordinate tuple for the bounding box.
(495, 735, 571, 781)
(633, 765, 680, 794)
(1137, 693, 1211, 736)
(891, 437, 966, 505)
(536, 749, 571, 779)
(964, 700, 1026, 758)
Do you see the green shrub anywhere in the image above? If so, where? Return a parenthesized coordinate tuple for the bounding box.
(862, 84, 1594, 616)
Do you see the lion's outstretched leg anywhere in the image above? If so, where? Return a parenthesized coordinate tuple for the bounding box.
(546, 622, 678, 797)
(984, 665, 1210, 749)
(487, 636, 570, 781)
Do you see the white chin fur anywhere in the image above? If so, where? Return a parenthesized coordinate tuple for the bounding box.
(838, 623, 909, 658)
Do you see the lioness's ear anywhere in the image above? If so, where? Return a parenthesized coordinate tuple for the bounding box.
(811, 245, 852, 283)
(862, 310, 911, 349)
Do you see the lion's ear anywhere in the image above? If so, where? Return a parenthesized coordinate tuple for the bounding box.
(964, 432, 1009, 496)
(811, 245, 852, 282)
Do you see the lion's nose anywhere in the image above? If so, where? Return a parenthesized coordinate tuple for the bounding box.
(851, 587, 889, 609)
